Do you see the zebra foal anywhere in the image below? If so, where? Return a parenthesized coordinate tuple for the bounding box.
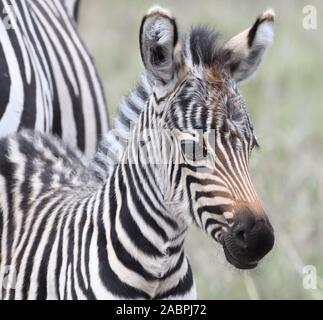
(0, 7, 275, 299)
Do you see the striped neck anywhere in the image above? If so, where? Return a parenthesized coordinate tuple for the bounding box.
(98, 162, 188, 298)
(94, 99, 191, 298)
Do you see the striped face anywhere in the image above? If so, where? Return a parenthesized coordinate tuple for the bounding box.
(140, 7, 275, 269)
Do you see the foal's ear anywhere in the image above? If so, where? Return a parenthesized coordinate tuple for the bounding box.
(224, 9, 275, 83)
(140, 6, 180, 85)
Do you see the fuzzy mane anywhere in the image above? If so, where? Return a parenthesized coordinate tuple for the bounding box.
(183, 26, 228, 68)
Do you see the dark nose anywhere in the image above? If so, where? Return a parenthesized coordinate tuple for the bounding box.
(231, 210, 274, 262)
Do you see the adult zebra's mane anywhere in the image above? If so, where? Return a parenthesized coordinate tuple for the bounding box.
(90, 26, 227, 182)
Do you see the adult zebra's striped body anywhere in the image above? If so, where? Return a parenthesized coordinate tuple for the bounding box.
(0, 7, 275, 299)
(0, 0, 109, 158)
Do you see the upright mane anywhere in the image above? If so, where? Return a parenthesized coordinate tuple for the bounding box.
(183, 26, 228, 68)
(89, 73, 152, 181)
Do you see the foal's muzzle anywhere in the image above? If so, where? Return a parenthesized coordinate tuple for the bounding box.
(222, 209, 274, 270)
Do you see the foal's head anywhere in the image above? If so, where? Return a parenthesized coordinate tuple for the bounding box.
(137, 7, 275, 269)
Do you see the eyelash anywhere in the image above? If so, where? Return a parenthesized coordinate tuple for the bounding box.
(252, 135, 260, 149)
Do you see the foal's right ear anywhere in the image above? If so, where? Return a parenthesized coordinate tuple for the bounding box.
(140, 7, 180, 85)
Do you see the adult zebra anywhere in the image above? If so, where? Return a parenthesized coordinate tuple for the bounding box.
(0, 0, 109, 158)
(0, 7, 275, 299)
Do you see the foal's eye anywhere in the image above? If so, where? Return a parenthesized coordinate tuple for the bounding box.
(181, 140, 207, 162)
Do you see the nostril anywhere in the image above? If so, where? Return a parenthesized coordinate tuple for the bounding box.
(236, 230, 246, 242)
(234, 227, 248, 248)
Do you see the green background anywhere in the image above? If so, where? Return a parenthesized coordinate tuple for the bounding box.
(79, 0, 323, 299)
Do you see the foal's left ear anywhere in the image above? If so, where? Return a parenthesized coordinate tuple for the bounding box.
(140, 6, 180, 85)
(224, 9, 275, 83)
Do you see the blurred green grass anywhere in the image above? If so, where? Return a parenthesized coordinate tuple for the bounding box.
(79, 0, 323, 299)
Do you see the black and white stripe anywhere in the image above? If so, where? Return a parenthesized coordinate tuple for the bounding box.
(0, 0, 109, 158)
(0, 7, 275, 300)
(90, 72, 152, 181)
(0, 127, 196, 300)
